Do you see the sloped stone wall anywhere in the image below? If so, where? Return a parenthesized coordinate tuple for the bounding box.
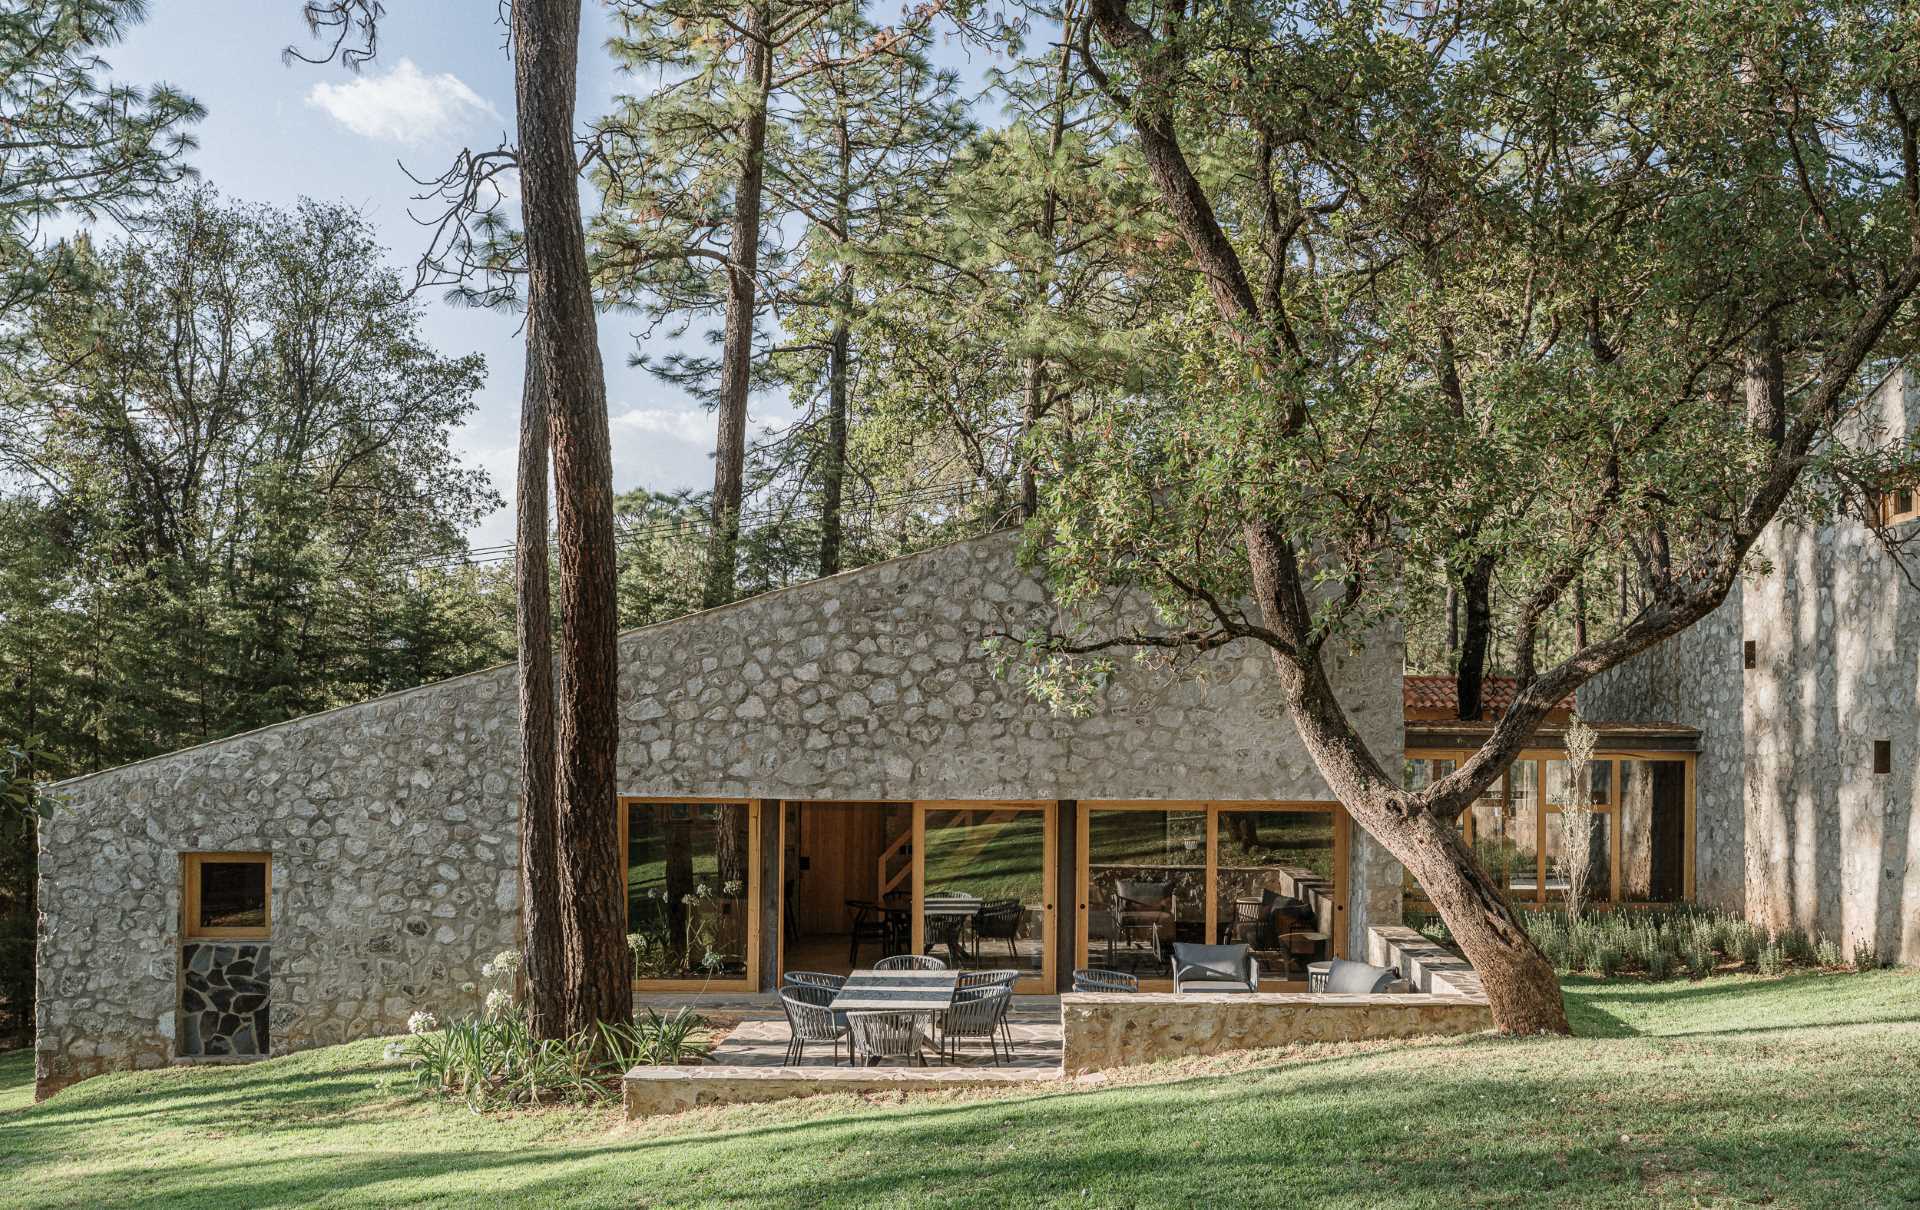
(37, 531, 1403, 1098)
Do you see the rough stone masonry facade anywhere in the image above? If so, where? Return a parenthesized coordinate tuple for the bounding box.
(1582, 366, 1920, 965)
(36, 531, 1404, 1098)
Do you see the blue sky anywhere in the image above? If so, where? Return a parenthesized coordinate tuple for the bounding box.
(103, 2, 802, 547)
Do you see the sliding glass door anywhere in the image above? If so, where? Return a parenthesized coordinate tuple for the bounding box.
(911, 802, 1057, 994)
(1077, 802, 1348, 990)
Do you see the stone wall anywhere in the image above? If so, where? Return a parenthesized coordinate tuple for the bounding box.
(1579, 590, 1747, 912)
(1738, 369, 1920, 963)
(1580, 367, 1920, 965)
(38, 530, 1403, 1096)
(1060, 990, 1491, 1071)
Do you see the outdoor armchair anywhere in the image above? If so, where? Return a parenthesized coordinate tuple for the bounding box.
(1321, 959, 1403, 995)
(972, 899, 1025, 959)
(874, 953, 946, 971)
(1170, 942, 1260, 992)
(847, 1011, 929, 1066)
(1071, 968, 1139, 993)
(779, 984, 850, 1065)
(939, 985, 1012, 1065)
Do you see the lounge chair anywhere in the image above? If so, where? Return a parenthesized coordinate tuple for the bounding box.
(1170, 942, 1260, 993)
(1320, 958, 1403, 994)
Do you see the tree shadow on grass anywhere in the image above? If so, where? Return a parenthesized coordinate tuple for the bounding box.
(22, 1042, 1920, 1210)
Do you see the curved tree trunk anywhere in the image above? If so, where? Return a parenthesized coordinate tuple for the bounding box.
(1455, 553, 1495, 721)
(1242, 521, 1569, 1035)
(512, 0, 630, 1034)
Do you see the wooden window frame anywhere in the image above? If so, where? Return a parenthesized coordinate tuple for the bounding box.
(1075, 800, 1350, 991)
(182, 852, 272, 940)
(1877, 482, 1920, 526)
(616, 796, 761, 993)
(1405, 748, 1697, 909)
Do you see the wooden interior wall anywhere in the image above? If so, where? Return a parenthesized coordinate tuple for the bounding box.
(792, 803, 905, 936)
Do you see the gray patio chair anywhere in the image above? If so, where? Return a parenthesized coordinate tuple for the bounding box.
(782, 971, 847, 992)
(955, 968, 1021, 1047)
(1071, 967, 1139, 993)
(939, 985, 1013, 1065)
(972, 899, 1025, 960)
(874, 953, 946, 971)
(847, 1010, 929, 1066)
(1321, 958, 1403, 995)
(779, 984, 850, 1065)
(956, 968, 1020, 989)
(1170, 942, 1260, 992)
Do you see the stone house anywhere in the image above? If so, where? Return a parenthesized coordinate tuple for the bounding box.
(33, 530, 1408, 1098)
(1580, 365, 1920, 966)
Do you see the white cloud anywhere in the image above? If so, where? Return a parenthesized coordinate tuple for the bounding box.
(611, 403, 716, 447)
(306, 58, 500, 146)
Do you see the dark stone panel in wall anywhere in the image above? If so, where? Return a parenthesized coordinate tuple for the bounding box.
(179, 942, 271, 1058)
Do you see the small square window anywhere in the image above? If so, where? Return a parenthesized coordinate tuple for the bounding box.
(1879, 482, 1920, 525)
(1873, 740, 1892, 776)
(1743, 640, 1756, 670)
(183, 853, 271, 939)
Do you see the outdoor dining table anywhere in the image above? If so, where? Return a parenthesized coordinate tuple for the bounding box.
(827, 968, 959, 1013)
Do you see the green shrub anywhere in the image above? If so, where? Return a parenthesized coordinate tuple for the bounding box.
(1644, 947, 1675, 980)
(1684, 943, 1716, 979)
(1779, 928, 1815, 965)
(1757, 944, 1785, 977)
(1850, 933, 1883, 971)
(1815, 937, 1844, 968)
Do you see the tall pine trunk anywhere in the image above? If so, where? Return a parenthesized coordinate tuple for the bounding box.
(512, 0, 631, 1034)
(818, 108, 852, 580)
(703, 1, 772, 610)
(514, 312, 565, 1037)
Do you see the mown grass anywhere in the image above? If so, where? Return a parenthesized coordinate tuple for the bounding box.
(3, 971, 1917, 1208)
(0, 1047, 32, 1114)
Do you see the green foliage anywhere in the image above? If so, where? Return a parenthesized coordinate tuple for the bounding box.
(0, 186, 511, 781)
(0, 0, 201, 312)
(394, 1007, 710, 1111)
(1421, 905, 1865, 982)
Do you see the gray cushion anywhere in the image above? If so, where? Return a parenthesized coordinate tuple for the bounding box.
(1323, 958, 1398, 994)
(1172, 942, 1252, 983)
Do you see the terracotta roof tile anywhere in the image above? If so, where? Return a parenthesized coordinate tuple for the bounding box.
(1403, 674, 1574, 714)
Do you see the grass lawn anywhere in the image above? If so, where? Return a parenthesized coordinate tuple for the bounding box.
(0, 1048, 31, 1114)
(3, 971, 1918, 1208)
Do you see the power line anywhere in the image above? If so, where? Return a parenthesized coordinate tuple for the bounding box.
(405, 477, 1013, 573)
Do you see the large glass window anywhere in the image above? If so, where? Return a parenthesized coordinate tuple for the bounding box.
(1506, 760, 1542, 899)
(1215, 809, 1336, 979)
(919, 807, 1048, 979)
(624, 800, 751, 982)
(1085, 808, 1206, 977)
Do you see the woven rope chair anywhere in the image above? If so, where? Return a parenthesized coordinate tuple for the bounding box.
(1071, 967, 1140, 993)
(782, 971, 847, 992)
(874, 953, 946, 971)
(779, 984, 849, 1066)
(939, 986, 1012, 1065)
(956, 968, 1020, 989)
(847, 1011, 928, 1066)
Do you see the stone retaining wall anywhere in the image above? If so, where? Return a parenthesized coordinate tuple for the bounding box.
(1060, 990, 1491, 1071)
